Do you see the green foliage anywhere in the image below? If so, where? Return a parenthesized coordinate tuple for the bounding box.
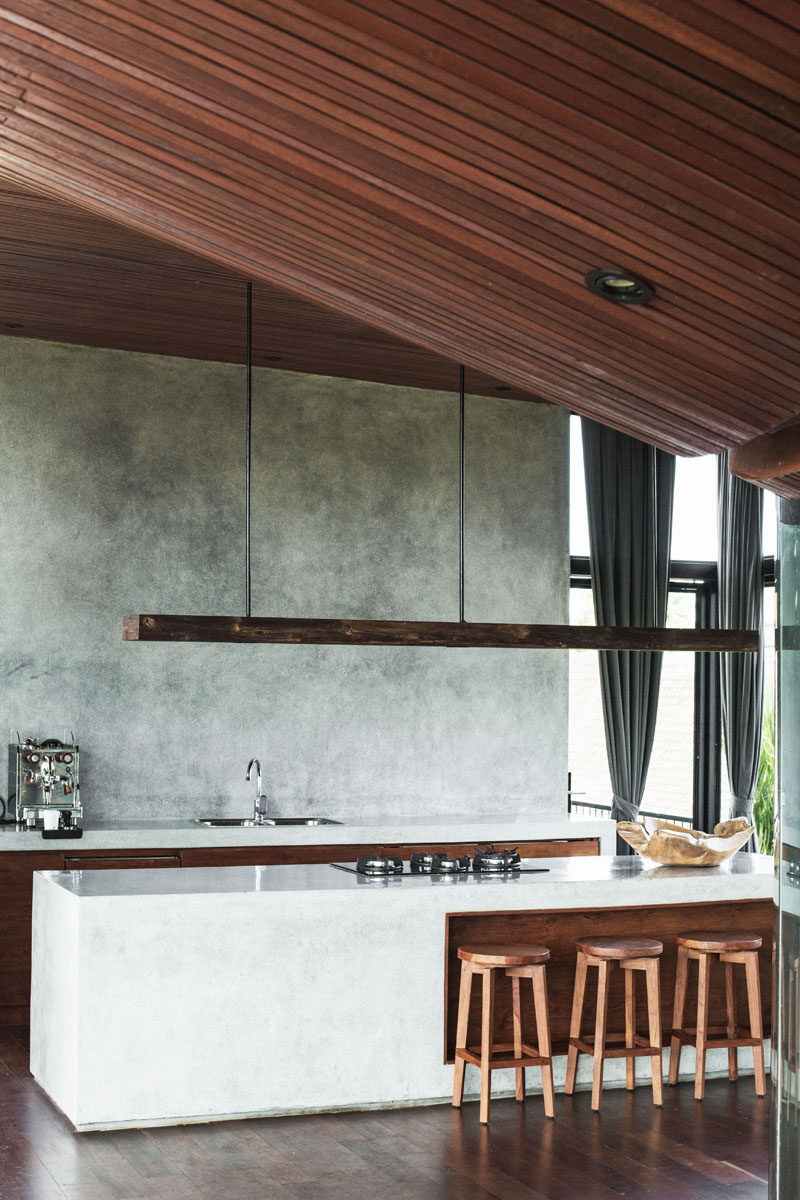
(754, 700, 775, 855)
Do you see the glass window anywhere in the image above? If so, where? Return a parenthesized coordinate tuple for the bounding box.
(568, 417, 775, 826)
(671, 451, 775, 559)
(640, 592, 695, 821)
(720, 584, 776, 831)
(763, 491, 777, 557)
(567, 587, 612, 811)
(571, 417, 775, 561)
(671, 455, 717, 560)
(569, 416, 590, 557)
(569, 588, 698, 823)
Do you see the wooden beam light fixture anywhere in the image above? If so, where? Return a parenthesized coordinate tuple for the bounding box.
(123, 288, 757, 653)
(122, 614, 757, 652)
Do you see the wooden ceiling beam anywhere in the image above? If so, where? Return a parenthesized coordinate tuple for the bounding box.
(730, 418, 800, 483)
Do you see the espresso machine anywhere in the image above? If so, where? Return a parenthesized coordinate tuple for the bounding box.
(6, 736, 82, 835)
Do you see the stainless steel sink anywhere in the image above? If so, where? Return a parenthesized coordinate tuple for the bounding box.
(263, 817, 342, 826)
(195, 816, 341, 827)
(195, 817, 259, 827)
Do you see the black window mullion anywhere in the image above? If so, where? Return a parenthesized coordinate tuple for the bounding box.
(693, 580, 721, 831)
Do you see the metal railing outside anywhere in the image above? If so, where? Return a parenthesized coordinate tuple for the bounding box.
(568, 798, 694, 828)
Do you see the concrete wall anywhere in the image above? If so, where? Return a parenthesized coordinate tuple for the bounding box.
(0, 337, 569, 820)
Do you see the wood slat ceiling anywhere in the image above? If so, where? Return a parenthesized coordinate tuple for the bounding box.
(0, 1, 799, 485)
(0, 179, 532, 398)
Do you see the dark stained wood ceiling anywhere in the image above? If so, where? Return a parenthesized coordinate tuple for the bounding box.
(0, 1, 799, 483)
(0, 179, 530, 398)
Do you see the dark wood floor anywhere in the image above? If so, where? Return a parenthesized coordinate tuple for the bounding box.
(0, 1027, 769, 1200)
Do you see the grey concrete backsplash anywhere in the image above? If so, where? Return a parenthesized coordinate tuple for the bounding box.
(0, 337, 569, 819)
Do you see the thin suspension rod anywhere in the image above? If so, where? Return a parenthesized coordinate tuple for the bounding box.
(459, 364, 465, 623)
(245, 281, 252, 619)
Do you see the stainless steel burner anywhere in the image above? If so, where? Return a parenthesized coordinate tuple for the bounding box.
(331, 852, 549, 879)
(472, 845, 522, 873)
(355, 855, 404, 876)
(410, 852, 470, 875)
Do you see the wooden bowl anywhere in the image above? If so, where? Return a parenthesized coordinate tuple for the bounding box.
(616, 816, 755, 867)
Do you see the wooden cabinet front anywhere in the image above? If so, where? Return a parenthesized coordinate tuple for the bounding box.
(0, 851, 63, 1021)
(180, 844, 375, 868)
(381, 838, 600, 859)
(64, 853, 181, 870)
(180, 837, 599, 869)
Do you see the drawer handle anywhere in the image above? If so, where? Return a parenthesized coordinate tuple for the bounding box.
(65, 856, 180, 865)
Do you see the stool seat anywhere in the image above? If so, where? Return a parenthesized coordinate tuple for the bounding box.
(458, 943, 550, 967)
(575, 935, 664, 960)
(676, 930, 762, 953)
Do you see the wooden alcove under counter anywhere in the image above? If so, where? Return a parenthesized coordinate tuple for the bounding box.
(443, 897, 773, 1064)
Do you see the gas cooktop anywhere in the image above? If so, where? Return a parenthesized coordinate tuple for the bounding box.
(330, 846, 550, 880)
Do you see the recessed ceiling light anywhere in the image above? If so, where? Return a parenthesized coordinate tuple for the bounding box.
(584, 268, 654, 305)
(263, 355, 282, 362)
(495, 385, 511, 392)
(6, 322, 23, 329)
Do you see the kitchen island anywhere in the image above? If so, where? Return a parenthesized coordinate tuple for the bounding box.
(31, 853, 772, 1131)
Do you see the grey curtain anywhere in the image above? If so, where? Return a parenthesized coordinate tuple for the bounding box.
(582, 419, 675, 838)
(718, 452, 763, 824)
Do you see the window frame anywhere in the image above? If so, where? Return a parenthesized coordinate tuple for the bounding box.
(568, 554, 775, 828)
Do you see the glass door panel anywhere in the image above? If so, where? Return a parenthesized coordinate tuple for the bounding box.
(773, 502, 800, 1197)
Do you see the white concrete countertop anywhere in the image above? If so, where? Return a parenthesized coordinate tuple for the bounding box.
(0, 812, 615, 852)
(31, 853, 772, 1131)
(46, 848, 773, 902)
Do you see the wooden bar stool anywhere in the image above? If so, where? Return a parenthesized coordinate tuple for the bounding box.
(565, 935, 664, 1111)
(452, 943, 555, 1124)
(668, 930, 766, 1100)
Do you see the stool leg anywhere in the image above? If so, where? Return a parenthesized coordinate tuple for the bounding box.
(669, 945, 689, 1085)
(591, 960, 610, 1112)
(452, 960, 472, 1108)
(565, 951, 587, 1095)
(744, 951, 767, 1097)
(645, 958, 663, 1107)
(624, 967, 636, 1091)
(479, 968, 495, 1124)
(724, 960, 738, 1082)
(695, 952, 711, 1101)
(532, 965, 555, 1120)
(511, 975, 525, 1103)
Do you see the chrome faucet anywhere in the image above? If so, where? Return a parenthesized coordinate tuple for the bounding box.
(246, 758, 269, 824)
